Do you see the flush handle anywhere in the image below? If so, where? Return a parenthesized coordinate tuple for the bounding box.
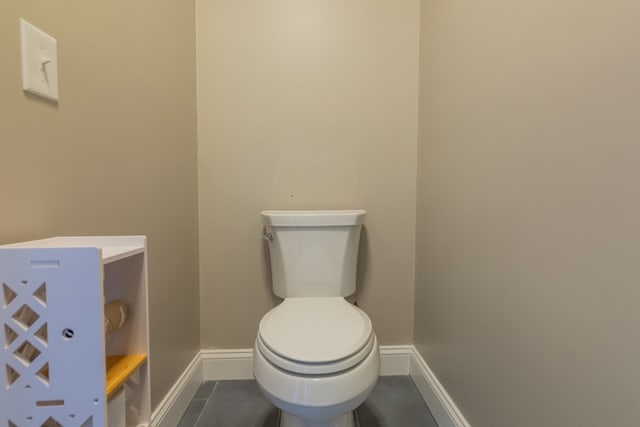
(262, 233, 274, 242)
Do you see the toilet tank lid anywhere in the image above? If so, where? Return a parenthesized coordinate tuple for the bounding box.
(261, 210, 366, 227)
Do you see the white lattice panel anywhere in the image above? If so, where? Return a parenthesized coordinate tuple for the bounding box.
(0, 248, 106, 427)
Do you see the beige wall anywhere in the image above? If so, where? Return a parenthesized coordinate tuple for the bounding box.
(415, 0, 640, 426)
(197, 0, 420, 348)
(0, 1, 200, 408)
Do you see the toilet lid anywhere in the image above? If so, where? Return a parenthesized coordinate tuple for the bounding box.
(258, 297, 373, 366)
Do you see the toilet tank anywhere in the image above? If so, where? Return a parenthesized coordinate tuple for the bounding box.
(262, 210, 366, 298)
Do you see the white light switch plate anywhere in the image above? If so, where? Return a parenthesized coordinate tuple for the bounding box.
(20, 19, 59, 102)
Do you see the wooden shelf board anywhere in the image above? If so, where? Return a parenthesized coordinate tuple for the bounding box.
(105, 354, 147, 399)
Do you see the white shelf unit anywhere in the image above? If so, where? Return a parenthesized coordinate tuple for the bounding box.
(0, 236, 151, 427)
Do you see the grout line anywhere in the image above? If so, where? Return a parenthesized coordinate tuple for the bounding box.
(209, 380, 219, 397)
(206, 380, 218, 399)
(192, 381, 218, 427)
(191, 405, 205, 427)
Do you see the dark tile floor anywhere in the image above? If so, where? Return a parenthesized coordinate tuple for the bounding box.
(177, 376, 438, 427)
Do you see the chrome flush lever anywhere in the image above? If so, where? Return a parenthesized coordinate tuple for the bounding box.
(262, 233, 274, 242)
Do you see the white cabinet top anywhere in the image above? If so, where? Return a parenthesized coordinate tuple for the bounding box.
(1, 236, 146, 264)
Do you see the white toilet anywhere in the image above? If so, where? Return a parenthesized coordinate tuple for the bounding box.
(253, 210, 380, 427)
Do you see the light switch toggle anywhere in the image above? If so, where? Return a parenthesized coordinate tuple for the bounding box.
(41, 57, 52, 70)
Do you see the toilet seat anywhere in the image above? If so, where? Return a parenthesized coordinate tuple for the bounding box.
(258, 297, 373, 375)
(257, 331, 375, 375)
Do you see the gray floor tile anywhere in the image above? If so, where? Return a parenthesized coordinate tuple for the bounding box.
(194, 381, 217, 399)
(357, 376, 438, 427)
(177, 399, 208, 427)
(195, 380, 279, 427)
(179, 376, 437, 427)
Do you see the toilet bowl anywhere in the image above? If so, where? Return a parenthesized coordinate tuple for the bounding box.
(253, 298, 379, 427)
(253, 210, 379, 427)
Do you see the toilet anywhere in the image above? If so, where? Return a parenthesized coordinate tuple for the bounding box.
(253, 210, 380, 427)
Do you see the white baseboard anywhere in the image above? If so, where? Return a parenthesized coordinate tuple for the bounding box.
(152, 345, 469, 427)
(150, 353, 202, 427)
(409, 347, 470, 427)
(201, 348, 254, 380)
(378, 345, 413, 375)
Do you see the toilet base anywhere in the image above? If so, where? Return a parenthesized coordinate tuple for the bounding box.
(280, 410, 355, 427)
